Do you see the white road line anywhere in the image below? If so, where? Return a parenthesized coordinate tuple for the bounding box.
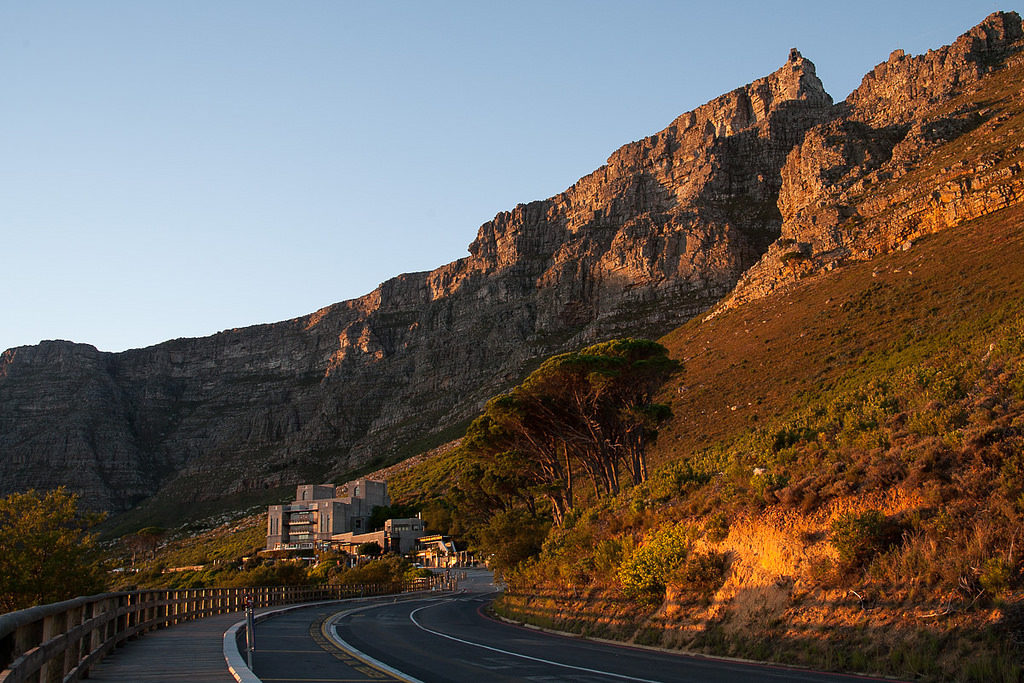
(408, 602, 666, 683)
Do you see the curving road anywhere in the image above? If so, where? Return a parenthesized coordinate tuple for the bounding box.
(253, 569, 888, 683)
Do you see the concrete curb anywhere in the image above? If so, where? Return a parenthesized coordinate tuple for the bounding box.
(224, 600, 342, 683)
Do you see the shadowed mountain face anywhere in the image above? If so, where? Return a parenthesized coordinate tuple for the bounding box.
(3, 12, 1023, 515)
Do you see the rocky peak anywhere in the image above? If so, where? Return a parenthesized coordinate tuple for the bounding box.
(963, 10, 1024, 54)
(846, 11, 1023, 127)
(463, 51, 833, 279)
(663, 49, 831, 142)
(720, 11, 1024, 313)
(1, 340, 106, 378)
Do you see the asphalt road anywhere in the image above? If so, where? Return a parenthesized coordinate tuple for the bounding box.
(251, 601, 401, 682)
(254, 569, 887, 683)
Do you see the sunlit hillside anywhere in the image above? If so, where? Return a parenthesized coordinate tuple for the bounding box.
(489, 202, 1024, 682)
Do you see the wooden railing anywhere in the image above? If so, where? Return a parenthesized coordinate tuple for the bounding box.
(0, 576, 450, 682)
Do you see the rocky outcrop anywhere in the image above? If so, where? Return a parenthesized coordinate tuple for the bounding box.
(0, 342, 153, 510)
(846, 11, 1023, 127)
(0, 51, 834, 512)
(721, 11, 1024, 311)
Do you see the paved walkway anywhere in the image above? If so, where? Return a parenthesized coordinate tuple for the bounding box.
(87, 610, 249, 683)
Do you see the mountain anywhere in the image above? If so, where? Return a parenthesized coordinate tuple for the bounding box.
(2, 12, 1023, 519)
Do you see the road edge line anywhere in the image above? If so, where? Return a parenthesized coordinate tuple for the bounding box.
(406, 602, 664, 683)
(483, 606, 905, 682)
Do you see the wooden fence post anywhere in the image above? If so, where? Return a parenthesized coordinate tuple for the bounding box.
(63, 602, 82, 674)
(38, 612, 60, 683)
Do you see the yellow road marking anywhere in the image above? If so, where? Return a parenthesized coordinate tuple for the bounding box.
(308, 615, 393, 680)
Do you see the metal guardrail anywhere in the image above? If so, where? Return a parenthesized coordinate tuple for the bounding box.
(0, 577, 446, 683)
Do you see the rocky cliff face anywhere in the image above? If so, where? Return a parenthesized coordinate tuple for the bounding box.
(6, 12, 1023, 517)
(0, 50, 834, 512)
(721, 11, 1024, 311)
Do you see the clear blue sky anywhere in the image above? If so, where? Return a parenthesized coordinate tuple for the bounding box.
(1, 1, 1014, 352)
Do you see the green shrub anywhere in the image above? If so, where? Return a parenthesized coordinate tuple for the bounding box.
(751, 471, 789, 501)
(703, 512, 730, 543)
(617, 522, 691, 597)
(473, 509, 550, 572)
(979, 557, 1013, 595)
(773, 427, 817, 451)
(406, 566, 434, 580)
(830, 509, 901, 568)
(648, 458, 716, 501)
(332, 555, 409, 585)
(220, 561, 309, 587)
(999, 450, 1024, 499)
(356, 541, 382, 557)
(594, 538, 626, 575)
(1010, 368, 1024, 402)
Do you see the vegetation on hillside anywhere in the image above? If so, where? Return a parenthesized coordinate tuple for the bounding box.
(118, 550, 428, 591)
(101, 513, 429, 592)
(390, 339, 677, 568)
(389, 205, 1024, 681)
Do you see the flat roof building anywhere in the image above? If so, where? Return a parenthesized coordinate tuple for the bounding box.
(266, 478, 389, 552)
(330, 517, 427, 556)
